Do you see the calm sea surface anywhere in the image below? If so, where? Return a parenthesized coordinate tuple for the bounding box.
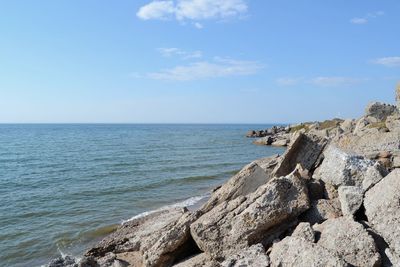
(0, 124, 285, 266)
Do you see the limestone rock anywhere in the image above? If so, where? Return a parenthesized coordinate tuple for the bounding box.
(300, 199, 342, 225)
(365, 102, 397, 121)
(191, 171, 310, 257)
(173, 253, 219, 267)
(396, 82, 400, 110)
(221, 244, 270, 267)
(340, 119, 356, 134)
(269, 236, 348, 267)
(364, 169, 400, 256)
(291, 222, 315, 243)
(386, 113, 400, 132)
(271, 138, 289, 147)
(314, 146, 387, 191)
(200, 155, 279, 213)
(338, 186, 363, 216)
(314, 217, 381, 267)
(272, 133, 327, 177)
(253, 136, 273, 145)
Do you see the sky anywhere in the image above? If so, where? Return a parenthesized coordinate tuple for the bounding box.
(0, 0, 399, 123)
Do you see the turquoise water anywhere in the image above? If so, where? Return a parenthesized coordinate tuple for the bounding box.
(0, 124, 284, 266)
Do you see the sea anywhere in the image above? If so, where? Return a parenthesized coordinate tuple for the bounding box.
(0, 124, 285, 267)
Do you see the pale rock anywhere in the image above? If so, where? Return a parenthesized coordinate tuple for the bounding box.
(300, 199, 342, 225)
(191, 170, 310, 258)
(269, 236, 348, 267)
(314, 217, 381, 267)
(364, 169, 400, 256)
(386, 113, 400, 132)
(338, 186, 363, 216)
(173, 253, 219, 267)
(221, 244, 270, 267)
(291, 222, 315, 243)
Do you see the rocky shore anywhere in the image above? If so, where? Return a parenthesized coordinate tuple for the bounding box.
(51, 85, 400, 267)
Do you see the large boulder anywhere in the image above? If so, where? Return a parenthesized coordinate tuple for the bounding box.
(200, 155, 279, 213)
(365, 102, 397, 121)
(173, 253, 218, 267)
(364, 169, 400, 256)
(314, 217, 381, 267)
(314, 146, 387, 191)
(191, 170, 310, 258)
(269, 236, 348, 267)
(221, 244, 270, 267)
(386, 113, 400, 132)
(272, 133, 328, 177)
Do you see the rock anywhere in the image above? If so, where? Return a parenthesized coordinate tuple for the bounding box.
(272, 133, 328, 177)
(307, 179, 324, 200)
(396, 82, 400, 110)
(48, 256, 78, 267)
(386, 113, 400, 132)
(300, 199, 342, 225)
(291, 222, 315, 243)
(393, 154, 400, 168)
(253, 136, 273, 145)
(85, 208, 185, 260)
(314, 146, 387, 191)
(314, 217, 381, 267)
(246, 130, 256, 137)
(364, 169, 400, 256)
(173, 253, 219, 267)
(365, 102, 397, 121)
(340, 119, 355, 133)
(338, 186, 363, 216)
(269, 236, 348, 267)
(200, 155, 279, 213)
(78, 256, 98, 267)
(334, 131, 400, 156)
(221, 244, 270, 267)
(142, 211, 202, 267)
(191, 169, 310, 258)
(271, 138, 289, 147)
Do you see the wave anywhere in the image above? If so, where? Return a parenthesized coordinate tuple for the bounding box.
(121, 193, 210, 225)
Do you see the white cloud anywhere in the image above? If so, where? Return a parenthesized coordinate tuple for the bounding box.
(194, 22, 204, 29)
(157, 47, 203, 59)
(137, 0, 248, 27)
(310, 77, 364, 87)
(372, 57, 400, 67)
(350, 11, 384, 24)
(350, 18, 368, 24)
(147, 58, 262, 81)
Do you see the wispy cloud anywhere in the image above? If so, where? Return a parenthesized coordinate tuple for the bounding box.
(137, 0, 248, 28)
(276, 76, 366, 87)
(147, 57, 262, 81)
(157, 48, 203, 59)
(350, 11, 384, 24)
(372, 57, 400, 67)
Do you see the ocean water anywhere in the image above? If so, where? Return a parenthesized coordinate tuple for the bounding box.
(0, 124, 285, 267)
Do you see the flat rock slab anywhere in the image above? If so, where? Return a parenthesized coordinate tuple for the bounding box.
(221, 244, 270, 267)
(364, 169, 400, 256)
(191, 172, 310, 258)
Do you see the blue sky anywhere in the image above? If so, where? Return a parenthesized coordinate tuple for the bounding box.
(0, 0, 399, 123)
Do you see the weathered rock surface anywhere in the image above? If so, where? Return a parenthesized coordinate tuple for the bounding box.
(221, 244, 269, 267)
(314, 146, 387, 191)
(200, 155, 279, 213)
(300, 199, 342, 225)
(270, 236, 348, 267)
(364, 169, 400, 256)
(314, 217, 381, 267)
(173, 253, 219, 267)
(191, 170, 310, 257)
(365, 101, 397, 121)
(272, 133, 327, 177)
(291, 222, 315, 243)
(338, 186, 363, 216)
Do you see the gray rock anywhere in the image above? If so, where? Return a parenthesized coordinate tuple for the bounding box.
(338, 186, 363, 216)
(291, 222, 315, 243)
(253, 136, 273, 145)
(271, 138, 289, 147)
(340, 119, 356, 133)
(272, 133, 328, 177)
(364, 169, 400, 256)
(48, 256, 78, 267)
(191, 169, 310, 258)
(300, 199, 342, 225)
(365, 102, 397, 121)
(314, 146, 387, 191)
(173, 253, 219, 267)
(200, 155, 279, 213)
(314, 217, 381, 267)
(386, 113, 400, 132)
(396, 83, 400, 110)
(269, 236, 348, 267)
(221, 244, 270, 267)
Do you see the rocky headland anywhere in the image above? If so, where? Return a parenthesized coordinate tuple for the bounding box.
(51, 84, 400, 267)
